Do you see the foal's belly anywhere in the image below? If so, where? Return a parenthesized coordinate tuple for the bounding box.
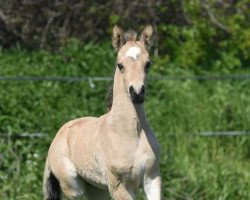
(77, 165, 108, 189)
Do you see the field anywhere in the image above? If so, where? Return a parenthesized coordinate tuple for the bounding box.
(0, 41, 250, 199)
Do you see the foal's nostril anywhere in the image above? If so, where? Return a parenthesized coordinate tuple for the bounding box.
(129, 85, 145, 95)
(140, 85, 145, 94)
(129, 85, 145, 104)
(129, 86, 135, 95)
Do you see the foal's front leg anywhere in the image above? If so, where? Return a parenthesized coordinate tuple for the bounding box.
(109, 183, 135, 200)
(143, 170, 161, 200)
(107, 172, 135, 200)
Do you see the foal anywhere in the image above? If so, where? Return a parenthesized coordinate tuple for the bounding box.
(43, 25, 161, 200)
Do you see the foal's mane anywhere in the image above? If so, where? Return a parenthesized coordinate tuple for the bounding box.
(106, 29, 138, 110)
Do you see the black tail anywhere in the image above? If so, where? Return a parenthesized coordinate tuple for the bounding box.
(43, 164, 61, 200)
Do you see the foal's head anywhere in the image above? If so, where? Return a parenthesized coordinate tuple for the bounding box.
(112, 25, 153, 104)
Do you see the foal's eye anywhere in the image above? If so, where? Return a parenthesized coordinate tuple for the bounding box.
(145, 61, 153, 72)
(117, 63, 125, 72)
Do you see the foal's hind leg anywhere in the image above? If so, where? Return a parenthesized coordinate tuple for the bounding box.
(85, 182, 110, 200)
(51, 158, 84, 200)
(60, 175, 85, 200)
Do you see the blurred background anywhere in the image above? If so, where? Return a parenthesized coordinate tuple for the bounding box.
(0, 0, 250, 199)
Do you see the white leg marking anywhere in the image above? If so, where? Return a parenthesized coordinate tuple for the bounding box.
(125, 46, 141, 60)
(144, 175, 161, 200)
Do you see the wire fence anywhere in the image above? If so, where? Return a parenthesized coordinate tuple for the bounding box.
(1, 74, 250, 82)
(1, 74, 250, 138)
(1, 131, 250, 139)
(0, 133, 48, 139)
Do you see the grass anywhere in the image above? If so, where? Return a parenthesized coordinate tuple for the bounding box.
(147, 78, 250, 199)
(0, 41, 250, 199)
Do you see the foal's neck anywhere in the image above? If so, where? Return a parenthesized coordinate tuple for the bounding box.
(108, 69, 147, 131)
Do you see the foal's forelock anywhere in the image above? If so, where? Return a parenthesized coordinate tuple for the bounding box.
(124, 30, 137, 43)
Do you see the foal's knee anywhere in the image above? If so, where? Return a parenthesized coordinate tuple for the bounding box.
(109, 184, 135, 200)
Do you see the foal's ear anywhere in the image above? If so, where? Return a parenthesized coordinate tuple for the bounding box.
(112, 25, 125, 51)
(139, 25, 153, 50)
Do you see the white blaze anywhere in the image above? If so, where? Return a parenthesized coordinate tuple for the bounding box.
(125, 46, 141, 60)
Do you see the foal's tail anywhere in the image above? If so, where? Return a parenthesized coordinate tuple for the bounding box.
(43, 159, 61, 200)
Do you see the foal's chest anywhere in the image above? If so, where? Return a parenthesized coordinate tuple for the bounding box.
(132, 135, 158, 177)
(115, 131, 159, 187)
(107, 127, 160, 188)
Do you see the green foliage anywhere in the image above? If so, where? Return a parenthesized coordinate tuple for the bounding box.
(157, 0, 250, 72)
(0, 41, 250, 199)
(146, 77, 250, 199)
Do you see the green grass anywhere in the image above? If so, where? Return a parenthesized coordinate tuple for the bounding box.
(147, 78, 250, 199)
(0, 41, 250, 199)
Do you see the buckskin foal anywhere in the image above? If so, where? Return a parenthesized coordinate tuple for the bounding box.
(43, 25, 161, 200)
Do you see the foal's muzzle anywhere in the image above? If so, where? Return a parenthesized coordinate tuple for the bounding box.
(129, 85, 145, 104)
